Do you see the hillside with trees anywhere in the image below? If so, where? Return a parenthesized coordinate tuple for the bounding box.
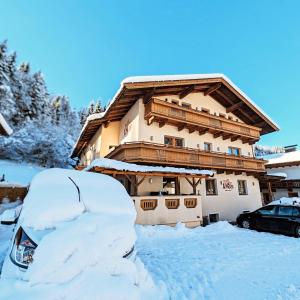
(0, 41, 89, 167)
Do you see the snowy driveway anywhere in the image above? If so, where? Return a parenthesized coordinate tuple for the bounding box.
(136, 222, 300, 300)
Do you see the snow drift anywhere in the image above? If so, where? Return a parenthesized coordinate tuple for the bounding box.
(0, 169, 161, 300)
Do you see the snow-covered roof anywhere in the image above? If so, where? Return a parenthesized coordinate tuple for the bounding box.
(266, 172, 287, 178)
(0, 113, 13, 136)
(86, 158, 214, 177)
(264, 151, 300, 166)
(72, 73, 279, 157)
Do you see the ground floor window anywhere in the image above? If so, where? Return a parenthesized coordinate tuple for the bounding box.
(209, 213, 220, 223)
(238, 180, 248, 195)
(206, 179, 218, 195)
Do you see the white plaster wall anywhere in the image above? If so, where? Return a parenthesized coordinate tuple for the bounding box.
(119, 100, 140, 144)
(133, 195, 202, 227)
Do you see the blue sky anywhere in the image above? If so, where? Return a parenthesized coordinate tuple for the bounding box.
(0, 0, 299, 146)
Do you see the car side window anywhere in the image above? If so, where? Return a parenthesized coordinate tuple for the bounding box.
(257, 206, 276, 216)
(292, 207, 300, 217)
(278, 206, 294, 216)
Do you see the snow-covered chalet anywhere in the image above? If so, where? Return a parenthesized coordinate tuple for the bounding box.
(72, 74, 279, 227)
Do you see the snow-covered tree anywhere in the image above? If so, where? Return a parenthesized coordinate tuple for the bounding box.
(0, 41, 82, 168)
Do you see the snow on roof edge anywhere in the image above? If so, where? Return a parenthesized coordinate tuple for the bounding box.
(264, 150, 300, 166)
(122, 73, 279, 130)
(72, 73, 279, 156)
(85, 157, 215, 176)
(0, 113, 13, 136)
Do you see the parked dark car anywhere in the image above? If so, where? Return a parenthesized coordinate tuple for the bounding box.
(236, 204, 300, 237)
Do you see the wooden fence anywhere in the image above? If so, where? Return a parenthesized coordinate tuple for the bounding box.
(0, 186, 28, 203)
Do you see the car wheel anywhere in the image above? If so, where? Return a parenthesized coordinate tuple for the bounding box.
(295, 225, 300, 238)
(242, 220, 250, 229)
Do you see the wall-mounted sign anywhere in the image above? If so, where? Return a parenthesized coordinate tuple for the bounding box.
(222, 179, 234, 191)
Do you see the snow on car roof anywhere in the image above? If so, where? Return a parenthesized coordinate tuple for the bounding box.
(269, 197, 300, 207)
(264, 150, 300, 166)
(20, 168, 136, 230)
(86, 157, 215, 176)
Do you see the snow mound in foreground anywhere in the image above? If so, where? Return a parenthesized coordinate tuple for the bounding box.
(20, 168, 136, 230)
(270, 197, 300, 206)
(0, 169, 162, 300)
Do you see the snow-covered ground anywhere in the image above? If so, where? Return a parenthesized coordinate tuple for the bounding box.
(0, 159, 44, 185)
(136, 222, 300, 300)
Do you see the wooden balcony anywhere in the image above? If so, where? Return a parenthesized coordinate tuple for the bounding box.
(106, 142, 266, 174)
(144, 98, 261, 144)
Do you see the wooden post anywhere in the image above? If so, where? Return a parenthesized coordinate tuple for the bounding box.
(267, 181, 273, 203)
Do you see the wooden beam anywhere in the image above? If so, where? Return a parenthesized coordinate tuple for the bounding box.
(188, 127, 196, 134)
(213, 132, 222, 138)
(231, 135, 240, 142)
(204, 83, 222, 96)
(226, 102, 243, 113)
(143, 89, 156, 104)
(222, 133, 232, 140)
(179, 85, 194, 99)
(104, 121, 110, 128)
(199, 128, 208, 136)
(178, 124, 186, 131)
(159, 119, 166, 128)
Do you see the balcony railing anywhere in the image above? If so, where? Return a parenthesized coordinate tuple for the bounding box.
(106, 142, 266, 173)
(144, 98, 261, 143)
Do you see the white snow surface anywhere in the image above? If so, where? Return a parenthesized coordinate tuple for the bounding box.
(136, 222, 300, 300)
(0, 113, 12, 136)
(86, 157, 214, 176)
(0, 169, 161, 300)
(266, 172, 287, 178)
(0, 159, 44, 186)
(19, 168, 136, 230)
(270, 197, 300, 206)
(264, 150, 300, 165)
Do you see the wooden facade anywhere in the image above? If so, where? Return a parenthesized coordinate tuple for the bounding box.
(144, 98, 261, 144)
(106, 142, 266, 173)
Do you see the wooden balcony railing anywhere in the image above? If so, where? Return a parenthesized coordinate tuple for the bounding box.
(106, 142, 266, 173)
(144, 98, 261, 144)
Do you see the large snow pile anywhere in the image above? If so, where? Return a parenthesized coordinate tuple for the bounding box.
(136, 222, 300, 300)
(0, 159, 43, 186)
(0, 169, 161, 300)
(87, 157, 214, 176)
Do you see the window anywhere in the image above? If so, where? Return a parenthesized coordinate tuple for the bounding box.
(165, 198, 180, 209)
(164, 136, 184, 148)
(171, 100, 179, 105)
(209, 213, 220, 223)
(163, 177, 176, 195)
(182, 102, 191, 109)
(257, 206, 276, 216)
(184, 198, 197, 208)
(140, 199, 157, 211)
(288, 192, 299, 198)
(206, 179, 218, 196)
(278, 206, 294, 216)
(201, 108, 210, 114)
(292, 207, 300, 217)
(238, 180, 248, 195)
(204, 142, 212, 152)
(228, 147, 241, 156)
